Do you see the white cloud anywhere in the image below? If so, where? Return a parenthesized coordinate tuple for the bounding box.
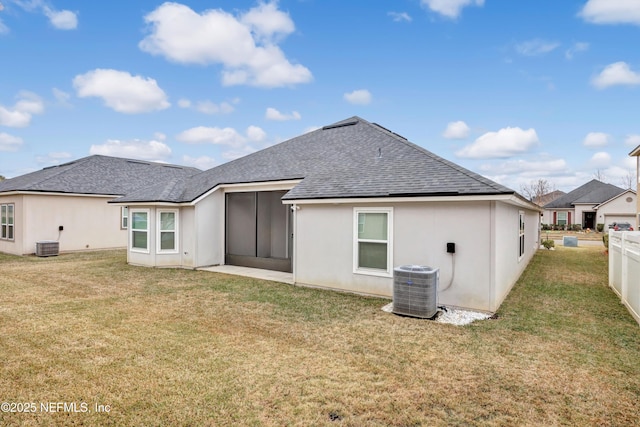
(515, 39, 560, 56)
(304, 126, 321, 134)
(73, 69, 170, 114)
(565, 42, 589, 60)
(455, 127, 539, 159)
(138, 2, 312, 88)
(240, 1, 294, 42)
(182, 155, 216, 170)
(624, 134, 640, 147)
(35, 151, 72, 165)
(480, 158, 568, 177)
(0, 132, 23, 151)
(0, 18, 8, 35)
(52, 87, 71, 105)
(246, 125, 266, 142)
(0, 91, 44, 127)
(197, 101, 234, 114)
(222, 146, 258, 161)
(178, 98, 235, 115)
(89, 138, 172, 161)
(589, 151, 612, 168)
(442, 121, 470, 139)
(4, 1, 77, 30)
(591, 62, 640, 89)
(388, 11, 412, 22)
(176, 126, 246, 147)
(580, 0, 640, 25)
(43, 6, 77, 30)
(421, 0, 484, 19)
(344, 89, 372, 105)
(265, 107, 301, 121)
(583, 132, 610, 147)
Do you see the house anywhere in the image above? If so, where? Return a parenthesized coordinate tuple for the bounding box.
(111, 117, 540, 312)
(0, 155, 199, 256)
(542, 179, 636, 230)
(631, 145, 640, 225)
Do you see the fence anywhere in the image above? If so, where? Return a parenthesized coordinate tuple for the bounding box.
(609, 230, 640, 325)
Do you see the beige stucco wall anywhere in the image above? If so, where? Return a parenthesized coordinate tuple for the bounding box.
(0, 193, 126, 256)
(194, 190, 225, 268)
(293, 200, 539, 312)
(492, 201, 539, 311)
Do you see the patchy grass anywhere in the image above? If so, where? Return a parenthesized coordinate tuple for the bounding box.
(0, 248, 638, 426)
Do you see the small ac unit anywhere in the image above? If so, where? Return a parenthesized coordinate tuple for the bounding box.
(36, 241, 59, 257)
(392, 265, 439, 319)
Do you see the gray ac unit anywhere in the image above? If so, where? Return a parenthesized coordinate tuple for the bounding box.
(392, 265, 439, 319)
(36, 241, 59, 257)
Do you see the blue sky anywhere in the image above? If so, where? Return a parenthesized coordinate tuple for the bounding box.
(1, 0, 639, 192)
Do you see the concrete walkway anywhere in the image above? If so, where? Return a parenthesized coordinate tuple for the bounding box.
(198, 264, 294, 284)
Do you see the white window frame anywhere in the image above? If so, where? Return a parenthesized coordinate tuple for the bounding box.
(557, 211, 567, 226)
(156, 209, 179, 254)
(130, 209, 150, 254)
(121, 206, 128, 230)
(353, 207, 393, 278)
(1, 203, 14, 241)
(519, 211, 525, 260)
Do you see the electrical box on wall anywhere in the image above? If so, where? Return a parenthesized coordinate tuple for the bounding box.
(447, 242, 456, 254)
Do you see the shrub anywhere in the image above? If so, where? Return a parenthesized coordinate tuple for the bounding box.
(541, 223, 550, 231)
(597, 223, 604, 232)
(572, 224, 582, 232)
(542, 240, 555, 250)
(603, 234, 609, 250)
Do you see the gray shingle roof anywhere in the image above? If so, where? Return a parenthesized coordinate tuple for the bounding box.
(0, 155, 200, 196)
(115, 117, 519, 204)
(543, 179, 624, 209)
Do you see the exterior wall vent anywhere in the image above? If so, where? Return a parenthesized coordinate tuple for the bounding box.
(36, 241, 59, 257)
(392, 265, 439, 318)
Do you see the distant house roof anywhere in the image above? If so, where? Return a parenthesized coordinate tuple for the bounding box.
(533, 190, 565, 207)
(115, 116, 527, 204)
(543, 179, 625, 209)
(0, 155, 201, 196)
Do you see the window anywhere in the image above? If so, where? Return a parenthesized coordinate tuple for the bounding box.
(157, 210, 178, 253)
(354, 208, 393, 276)
(1, 204, 14, 240)
(121, 207, 128, 229)
(130, 209, 149, 253)
(557, 211, 567, 226)
(519, 211, 525, 259)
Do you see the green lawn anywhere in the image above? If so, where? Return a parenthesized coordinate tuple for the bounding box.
(0, 247, 638, 426)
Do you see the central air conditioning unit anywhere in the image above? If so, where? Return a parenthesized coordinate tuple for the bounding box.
(392, 265, 439, 319)
(35, 241, 59, 257)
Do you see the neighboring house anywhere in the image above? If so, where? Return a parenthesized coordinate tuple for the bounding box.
(542, 179, 635, 230)
(631, 145, 640, 225)
(111, 117, 541, 312)
(0, 155, 200, 256)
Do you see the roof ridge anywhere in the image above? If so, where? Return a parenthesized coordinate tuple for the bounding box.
(22, 155, 95, 190)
